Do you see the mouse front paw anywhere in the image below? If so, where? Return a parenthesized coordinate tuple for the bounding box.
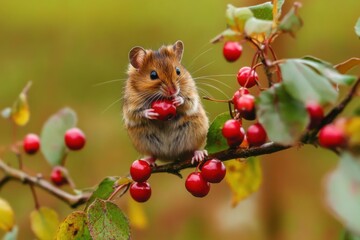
(142, 109, 159, 120)
(173, 96, 184, 107)
(191, 150, 208, 165)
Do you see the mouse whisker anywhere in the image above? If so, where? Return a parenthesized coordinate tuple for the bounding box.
(196, 87, 214, 99)
(196, 82, 230, 99)
(190, 61, 215, 76)
(187, 47, 213, 71)
(195, 77, 232, 89)
(102, 97, 123, 114)
(93, 78, 127, 87)
(192, 74, 236, 80)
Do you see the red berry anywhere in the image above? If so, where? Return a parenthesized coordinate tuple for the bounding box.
(246, 123, 267, 147)
(222, 119, 244, 146)
(130, 182, 152, 202)
(185, 172, 210, 198)
(318, 124, 346, 148)
(232, 87, 250, 104)
(223, 42, 242, 62)
(201, 159, 226, 183)
(23, 133, 40, 154)
(130, 160, 151, 182)
(237, 67, 258, 88)
(236, 94, 256, 120)
(151, 99, 177, 121)
(51, 167, 67, 186)
(64, 128, 86, 151)
(306, 102, 324, 129)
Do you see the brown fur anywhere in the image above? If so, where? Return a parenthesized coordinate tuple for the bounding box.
(123, 41, 209, 162)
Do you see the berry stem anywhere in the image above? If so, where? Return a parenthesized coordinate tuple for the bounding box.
(107, 183, 131, 201)
(29, 184, 40, 210)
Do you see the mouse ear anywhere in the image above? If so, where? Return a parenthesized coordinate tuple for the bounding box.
(173, 40, 184, 62)
(129, 47, 146, 69)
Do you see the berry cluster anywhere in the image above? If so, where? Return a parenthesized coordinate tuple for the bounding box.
(185, 159, 226, 198)
(22, 127, 86, 186)
(221, 43, 268, 148)
(129, 160, 152, 202)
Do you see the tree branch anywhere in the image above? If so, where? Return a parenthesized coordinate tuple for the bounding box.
(0, 160, 90, 208)
(152, 77, 360, 177)
(151, 142, 290, 177)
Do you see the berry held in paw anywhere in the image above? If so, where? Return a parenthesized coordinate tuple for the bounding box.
(151, 99, 177, 121)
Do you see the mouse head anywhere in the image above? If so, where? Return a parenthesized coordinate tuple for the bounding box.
(128, 40, 187, 98)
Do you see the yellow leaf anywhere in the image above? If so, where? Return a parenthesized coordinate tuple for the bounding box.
(127, 198, 148, 229)
(0, 198, 15, 231)
(225, 158, 262, 207)
(345, 117, 360, 153)
(30, 207, 59, 240)
(11, 92, 30, 126)
(334, 57, 360, 74)
(272, 0, 278, 25)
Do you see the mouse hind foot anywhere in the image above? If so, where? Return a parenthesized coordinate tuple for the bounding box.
(191, 150, 208, 165)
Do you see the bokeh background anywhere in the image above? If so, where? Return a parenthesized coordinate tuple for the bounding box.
(0, 0, 359, 239)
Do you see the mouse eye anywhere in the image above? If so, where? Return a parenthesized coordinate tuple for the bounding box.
(150, 70, 159, 80)
(176, 67, 181, 76)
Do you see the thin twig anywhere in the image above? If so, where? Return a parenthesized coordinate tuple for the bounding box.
(0, 160, 90, 208)
(29, 184, 40, 209)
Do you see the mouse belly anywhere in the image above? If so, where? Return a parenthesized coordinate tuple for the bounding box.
(127, 120, 207, 162)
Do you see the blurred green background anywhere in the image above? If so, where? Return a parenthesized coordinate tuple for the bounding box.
(0, 0, 359, 239)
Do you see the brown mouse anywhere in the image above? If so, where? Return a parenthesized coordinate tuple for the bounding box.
(123, 40, 209, 164)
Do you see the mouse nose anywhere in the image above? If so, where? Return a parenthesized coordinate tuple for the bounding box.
(168, 87, 177, 96)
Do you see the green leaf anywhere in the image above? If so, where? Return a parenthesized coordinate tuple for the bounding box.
(85, 176, 118, 210)
(30, 207, 60, 240)
(0, 198, 15, 232)
(56, 211, 91, 240)
(248, 2, 273, 20)
(40, 108, 77, 166)
(226, 5, 253, 32)
(300, 58, 357, 86)
(257, 84, 309, 145)
(340, 229, 360, 240)
(87, 199, 130, 240)
(3, 226, 18, 240)
(205, 112, 231, 154)
(225, 158, 262, 207)
(355, 17, 360, 38)
(276, 0, 285, 15)
(280, 59, 338, 104)
(325, 152, 360, 236)
(244, 17, 273, 40)
(272, 0, 285, 21)
(278, 2, 303, 36)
